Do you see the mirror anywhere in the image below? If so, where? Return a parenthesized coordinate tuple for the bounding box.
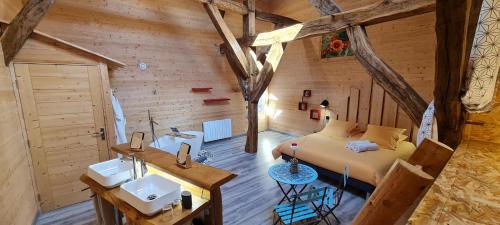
(176, 143, 191, 165)
(130, 132, 145, 150)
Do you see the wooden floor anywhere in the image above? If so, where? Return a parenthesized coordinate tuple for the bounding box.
(36, 131, 364, 225)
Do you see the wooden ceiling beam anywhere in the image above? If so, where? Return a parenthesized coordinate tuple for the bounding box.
(195, 0, 299, 25)
(252, 0, 435, 46)
(197, 0, 247, 15)
(250, 42, 284, 103)
(243, 0, 259, 77)
(204, 3, 250, 79)
(309, 0, 342, 15)
(255, 10, 301, 25)
(434, 0, 482, 148)
(309, 0, 427, 125)
(1, 0, 55, 65)
(347, 26, 427, 125)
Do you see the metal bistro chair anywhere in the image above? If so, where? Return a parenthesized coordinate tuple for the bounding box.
(319, 164, 350, 225)
(273, 186, 329, 225)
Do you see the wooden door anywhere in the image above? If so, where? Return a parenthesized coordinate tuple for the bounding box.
(14, 63, 110, 212)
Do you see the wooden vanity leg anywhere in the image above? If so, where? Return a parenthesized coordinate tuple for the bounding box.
(209, 187, 223, 225)
(92, 192, 104, 225)
(92, 193, 115, 225)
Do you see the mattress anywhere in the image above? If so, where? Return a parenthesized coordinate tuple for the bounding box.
(272, 133, 415, 186)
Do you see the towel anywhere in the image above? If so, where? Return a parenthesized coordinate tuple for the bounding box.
(111, 94, 127, 144)
(346, 140, 379, 153)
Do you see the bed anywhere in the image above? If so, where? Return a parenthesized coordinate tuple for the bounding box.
(272, 121, 416, 193)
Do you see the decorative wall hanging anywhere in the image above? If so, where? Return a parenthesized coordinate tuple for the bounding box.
(321, 31, 353, 58)
(462, 0, 500, 112)
(299, 90, 311, 111)
(298, 102, 308, 111)
(310, 109, 321, 120)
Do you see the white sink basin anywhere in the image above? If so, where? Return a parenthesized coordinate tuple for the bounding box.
(119, 174, 181, 216)
(87, 158, 134, 188)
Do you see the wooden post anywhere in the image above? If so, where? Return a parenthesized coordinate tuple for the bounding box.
(209, 187, 223, 225)
(0, 0, 55, 65)
(434, 0, 483, 148)
(245, 101, 258, 153)
(351, 160, 434, 225)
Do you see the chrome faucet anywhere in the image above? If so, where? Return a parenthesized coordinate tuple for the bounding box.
(131, 153, 138, 180)
(122, 153, 147, 180)
(140, 159, 148, 177)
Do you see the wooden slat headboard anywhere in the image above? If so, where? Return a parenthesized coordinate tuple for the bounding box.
(334, 80, 419, 143)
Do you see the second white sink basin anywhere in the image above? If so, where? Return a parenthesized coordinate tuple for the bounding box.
(119, 174, 181, 216)
(87, 158, 134, 188)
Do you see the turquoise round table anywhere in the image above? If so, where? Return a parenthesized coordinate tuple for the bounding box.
(268, 163, 318, 204)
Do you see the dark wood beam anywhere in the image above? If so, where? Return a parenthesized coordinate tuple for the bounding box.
(255, 10, 301, 25)
(252, 0, 435, 46)
(219, 12, 300, 54)
(197, 0, 247, 15)
(309, 0, 342, 15)
(1, 0, 55, 65)
(347, 26, 427, 125)
(309, 0, 427, 125)
(204, 3, 250, 79)
(434, 0, 482, 148)
(345, 26, 428, 125)
(250, 42, 284, 103)
(243, 0, 255, 38)
(204, 1, 288, 154)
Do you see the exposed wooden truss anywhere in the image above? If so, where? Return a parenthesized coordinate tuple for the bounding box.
(309, 0, 342, 15)
(204, 1, 286, 153)
(251, 0, 435, 46)
(347, 26, 427, 125)
(194, 0, 299, 25)
(434, 0, 482, 148)
(0, 0, 55, 65)
(203, 0, 438, 153)
(308, 0, 427, 125)
(255, 10, 301, 25)
(197, 0, 248, 14)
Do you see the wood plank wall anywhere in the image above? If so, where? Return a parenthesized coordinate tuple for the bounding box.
(0, 0, 272, 143)
(0, 42, 38, 225)
(266, 0, 435, 138)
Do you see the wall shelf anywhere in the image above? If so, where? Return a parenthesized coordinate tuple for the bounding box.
(204, 98, 230, 104)
(192, 87, 213, 92)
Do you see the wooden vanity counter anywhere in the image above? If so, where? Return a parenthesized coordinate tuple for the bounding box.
(81, 144, 236, 225)
(111, 144, 236, 191)
(81, 174, 209, 225)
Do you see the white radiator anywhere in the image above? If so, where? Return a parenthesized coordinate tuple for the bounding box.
(203, 119, 232, 142)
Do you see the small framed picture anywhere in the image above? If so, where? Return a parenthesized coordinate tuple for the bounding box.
(303, 90, 312, 97)
(310, 109, 321, 120)
(298, 102, 308, 111)
(130, 132, 145, 150)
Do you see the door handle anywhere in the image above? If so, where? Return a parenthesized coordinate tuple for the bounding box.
(91, 128, 106, 140)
